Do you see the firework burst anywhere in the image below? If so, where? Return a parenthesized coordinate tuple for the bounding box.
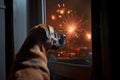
(60, 11, 84, 40)
(50, 3, 88, 48)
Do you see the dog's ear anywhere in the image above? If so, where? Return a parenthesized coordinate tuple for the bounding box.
(35, 24, 53, 41)
(45, 25, 51, 40)
(37, 27, 49, 41)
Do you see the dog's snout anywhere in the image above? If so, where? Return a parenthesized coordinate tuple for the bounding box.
(63, 34, 66, 38)
(50, 33, 66, 50)
(60, 34, 66, 40)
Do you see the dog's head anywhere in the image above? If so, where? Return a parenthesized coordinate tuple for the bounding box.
(31, 24, 66, 50)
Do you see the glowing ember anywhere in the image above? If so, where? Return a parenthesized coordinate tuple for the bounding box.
(51, 14, 56, 20)
(58, 15, 62, 18)
(66, 24, 76, 35)
(86, 33, 91, 40)
(59, 12, 84, 39)
(68, 26, 75, 33)
(67, 10, 71, 14)
(60, 9, 64, 14)
(57, 4, 61, 7)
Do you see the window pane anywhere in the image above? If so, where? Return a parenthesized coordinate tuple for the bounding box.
(46, 0, 92, 66)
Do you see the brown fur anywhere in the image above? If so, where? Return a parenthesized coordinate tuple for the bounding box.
(8, 24, 54, 80)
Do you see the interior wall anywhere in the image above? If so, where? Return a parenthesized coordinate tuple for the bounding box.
(0, 0, 6, 79)
(13, 0, 27, 54)
(0, 0, 46, 80)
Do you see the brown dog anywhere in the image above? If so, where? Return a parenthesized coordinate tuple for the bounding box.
(8, 24, 66, 80)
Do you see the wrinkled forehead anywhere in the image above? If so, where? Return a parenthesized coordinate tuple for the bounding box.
(33, 24, 56, 37)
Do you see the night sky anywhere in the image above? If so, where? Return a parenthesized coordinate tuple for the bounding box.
(46, 0, 92, 50)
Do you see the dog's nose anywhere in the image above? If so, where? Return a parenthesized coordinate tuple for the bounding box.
(63, 34, 66, 38)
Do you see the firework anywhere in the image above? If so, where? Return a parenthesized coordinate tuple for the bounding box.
(50, 3, 88, 48)
(47, 1, 92, 60)
(60, 11, 84, 39)
(55, 4, 86, 39)
(86, 32, 91, 40)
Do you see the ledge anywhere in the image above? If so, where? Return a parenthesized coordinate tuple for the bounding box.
(48, 61, 92, 80)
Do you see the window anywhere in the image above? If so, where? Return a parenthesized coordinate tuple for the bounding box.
(46, 0, 92, 66)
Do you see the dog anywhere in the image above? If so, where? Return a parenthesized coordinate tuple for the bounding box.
(8, 24, 66, 80)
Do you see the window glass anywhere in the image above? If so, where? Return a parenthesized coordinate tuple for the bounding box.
(46, 0, 92, 66)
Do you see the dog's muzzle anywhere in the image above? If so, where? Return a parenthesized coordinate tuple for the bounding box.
(50, 34, 66, 49)
(48, 26, 66, 49)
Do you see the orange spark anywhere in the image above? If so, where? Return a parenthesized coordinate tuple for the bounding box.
(60, 9, 64, 14)
(51, 15, 56, 20)
(86, 33, 91, 40)
(58, 4, 61, 7)
(67, 25, 76, 34)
